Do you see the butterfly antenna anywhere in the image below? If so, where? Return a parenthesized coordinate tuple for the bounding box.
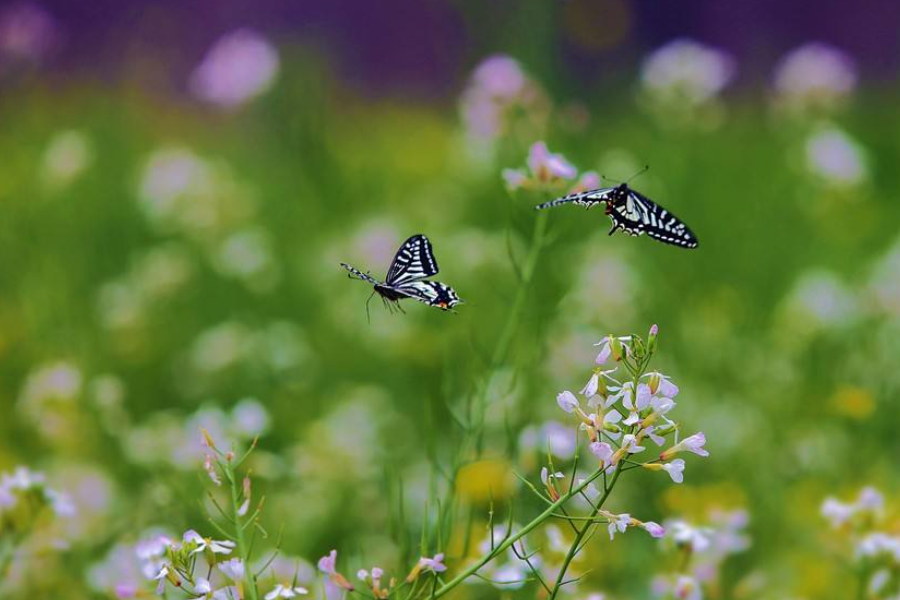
(626, 165, 650, 184)
(600, 173, 622, 185)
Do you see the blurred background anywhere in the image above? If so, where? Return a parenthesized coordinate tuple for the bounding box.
(2, 0, 900, 598)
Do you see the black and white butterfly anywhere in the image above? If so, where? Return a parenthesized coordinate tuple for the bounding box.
(536, 183, 699, 248)
(341, 234, 462, 318)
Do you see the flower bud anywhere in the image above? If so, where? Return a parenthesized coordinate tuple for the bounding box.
(631, 335, 646, 359)
(647, 324, 659, 354)
(201, 428, 218, 451)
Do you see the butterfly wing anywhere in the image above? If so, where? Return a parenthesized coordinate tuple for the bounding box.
(620, 189, 699, 248)
(341, 262, 380, 285)
(385, 234, 440, 285)
(393, 280, 462, 311)
(535, 187, 616, 210)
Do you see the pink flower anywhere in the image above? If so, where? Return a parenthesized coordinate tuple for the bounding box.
(569, 171, 601, 194)
(318, 550, 354, 591)
(502, 168, 528, 191)
(189, 29, 279, 109)
(418, 553, 447, 573)
(0, 2, 58, 63)
(641, 521, 666, 538)
(661, 432, 708, 460)
(607, 513, 631, 540)
(527, 142, 577, 181)
(318, 550, 337, 575)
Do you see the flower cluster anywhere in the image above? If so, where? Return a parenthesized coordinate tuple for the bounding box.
(651, 509, 751, 600)
(502, 141, 599, 194)
(134, 530, 242, 598)
(640, 39, 736, 108)
(821, 487, 900, 598)
(803, 124, 867, 187)
(0, 465, 74, 529)
(772, 42, 857, 113)
(0, 466, 74, 582)
(115, 432, 299, 600)
(459, 55, 549, 145)
(189, 29, 280, 109)
(555, 326, 708, 486)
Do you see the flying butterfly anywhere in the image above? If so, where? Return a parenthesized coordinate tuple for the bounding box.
(535, 182, 699, 249)
(341, 234, 462, 319)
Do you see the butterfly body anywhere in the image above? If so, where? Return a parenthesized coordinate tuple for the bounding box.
(341, 234, 462, 317)
(536, 183, 699, 249)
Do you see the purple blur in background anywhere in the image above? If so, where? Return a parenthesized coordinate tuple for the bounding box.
(4, 0, 900, 97)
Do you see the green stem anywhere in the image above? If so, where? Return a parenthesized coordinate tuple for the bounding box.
(491, 211, 548, 368)
(472, 211, 548, 454)
(229, 465, 259, 600)
(547, 464, 624, 600)
(431, 466, 603, 599)
(438, 211, 549, 541)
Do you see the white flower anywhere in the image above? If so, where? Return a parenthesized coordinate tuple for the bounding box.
(42, 130, 92, 186)
(607, 513, 631, 540)
(641, 38, 736, 106)
(805, 126, 867, 186)
(620, 434, 645, 455)
(577, 478, 600, 500)
(153, 563, 172, 595)
(580, 372, 600, 398)
(213, 588, 241, 600)
(219, 558, 245, 581)
(46, 488, 76, 517)
(662, 459, 686, 483)
(589, 441, 613, 463)
(183, 530, 236, 555)
(265, 583, 309, 599)
(593, 335, 629, 364)
(643, 426, 666, 447)
(135, 534, 171, 561)
(821, 497, 855, 528)
(418, 553, 447, 573)
(773, 43, 857, 110)
(661, 432, 708, 460)
(669, 521, 712, 553)
(623, 383, 652, 412)
(857, 487, 885, 513)
(856, 533, 900, 561)
(540, 467, 565, 486)
(587, 408, 623, 439)
(556, 391, 580, 413)
(195, 578, 213, 594)
(644, 371, 680, 398)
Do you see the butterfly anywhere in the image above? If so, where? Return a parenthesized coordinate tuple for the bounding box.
(341, 234, 462, 319)
(535, 183, 699, 248)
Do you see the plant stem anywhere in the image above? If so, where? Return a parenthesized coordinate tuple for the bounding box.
(491, 211, 548, 368)
(472, 211, 548, 454)
(547, 463, 624, 600)
(438, 211, 550, 541)
(229, 465, 259, 600)
(431, 465, 603, 599)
